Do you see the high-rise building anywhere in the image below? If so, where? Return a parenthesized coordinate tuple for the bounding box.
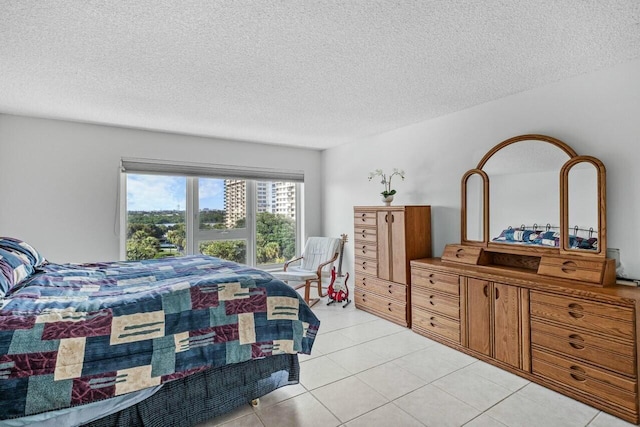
(256, 181, 272, 213)
(224, 179, 246, 228)
(224, 180, 295, 228)
(272, 182, 296, 219)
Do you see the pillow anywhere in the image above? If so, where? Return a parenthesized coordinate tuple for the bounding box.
(0, 238, 46, 297)
(0, 249, 35, 297)
(534, 230, 561, 247)
(569, 235, 598, 250)
(493, 228, 539, 244)
(0, 237, 46, 267)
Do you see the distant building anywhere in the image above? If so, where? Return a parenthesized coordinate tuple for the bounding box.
(224, 180, 295, 227)
(224, 180, 246, 228)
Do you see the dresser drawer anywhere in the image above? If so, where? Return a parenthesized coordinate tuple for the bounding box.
(441, 244, 484, 265)
(538, 256, 606, 284)
(354, 274, 406, 301)
(355, 242, 377, 259)
(531, 320, 635, 376)
(412, 307, 460, 343)
(530, 291, 634, 340)
(355, 288, 406, 323)
(354, 211, 377, 227)
(412, 269, 459, 296)
(354, 257, 377, 277)
(532, 348, 637, 412)
(354, 227, 377, 243)
(412, 287, 459, 319)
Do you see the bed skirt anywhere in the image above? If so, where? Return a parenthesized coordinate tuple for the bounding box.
(82, 354, 300, 427)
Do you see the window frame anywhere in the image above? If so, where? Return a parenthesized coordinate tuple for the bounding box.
(119, 162, 303, 268)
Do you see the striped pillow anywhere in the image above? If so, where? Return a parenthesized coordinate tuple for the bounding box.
(0, 238, 46, 297)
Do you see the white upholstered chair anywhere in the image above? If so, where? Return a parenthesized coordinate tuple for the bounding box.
(270, 237, 341, 307)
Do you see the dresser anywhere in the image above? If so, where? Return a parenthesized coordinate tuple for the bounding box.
(353, 206, 431, 327)
(411, 258, 638, 423)
(405, 134, 640, 423)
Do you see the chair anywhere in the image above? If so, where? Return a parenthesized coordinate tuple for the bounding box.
(270, 236, 341, 307)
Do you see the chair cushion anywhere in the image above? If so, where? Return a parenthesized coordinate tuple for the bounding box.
(270, 269, 318, 282)
(300, 237, 340, 271)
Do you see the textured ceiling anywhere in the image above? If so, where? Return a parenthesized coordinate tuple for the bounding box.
(1, 1, 640, 150)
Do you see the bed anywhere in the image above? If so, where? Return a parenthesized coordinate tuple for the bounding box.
(0, 238, 319, 426)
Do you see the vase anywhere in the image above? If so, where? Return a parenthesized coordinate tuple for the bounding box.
(382, 194, 394, 206)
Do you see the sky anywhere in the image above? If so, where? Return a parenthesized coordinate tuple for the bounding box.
(127, 174, 225, 211)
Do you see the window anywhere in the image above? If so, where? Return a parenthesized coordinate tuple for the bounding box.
(121, 159, 303, 267)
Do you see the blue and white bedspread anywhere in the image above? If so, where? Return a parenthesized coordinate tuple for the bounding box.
(0, 255, 319, 419)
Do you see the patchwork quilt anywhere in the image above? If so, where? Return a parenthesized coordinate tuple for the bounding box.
(0, 255, 320, 419)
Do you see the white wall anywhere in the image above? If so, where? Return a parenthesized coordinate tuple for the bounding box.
(322, 59, 640, 279)
(0, 116, 322, 263)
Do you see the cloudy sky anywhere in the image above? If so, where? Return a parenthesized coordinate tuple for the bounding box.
(126, 174, 225, 211)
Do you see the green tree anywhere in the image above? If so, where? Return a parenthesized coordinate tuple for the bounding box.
(256, 212, 295, 263)
(127, 223, 166, 240)
(166, 224, 186, 250)
(199, 210, 225, 227)
(126, 230, 161, 260)
(200, 240, 246, 263)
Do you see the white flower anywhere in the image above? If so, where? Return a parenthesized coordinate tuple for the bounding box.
(368, 168, 405, 196)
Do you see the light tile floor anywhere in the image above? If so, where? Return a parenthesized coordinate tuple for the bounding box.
(198, 300, 638, 427)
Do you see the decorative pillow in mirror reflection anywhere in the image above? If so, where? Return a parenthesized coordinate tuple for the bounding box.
(492, 228, 597, 250)
(569, 235, 598, 250)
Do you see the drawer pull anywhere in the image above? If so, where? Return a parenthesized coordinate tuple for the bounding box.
(428, 273, 436, 285)
(568, 303, 585, 318)
(455, 248, 465, 258)
(429, 295, 435, 305)
(568, 334, 585, 350)
(569, 365, 587, 382)
(429, 316, 437, 327)
(561, 260, 578, 274)
(483, 285, 489, 298)
(388, 302, 392, 311)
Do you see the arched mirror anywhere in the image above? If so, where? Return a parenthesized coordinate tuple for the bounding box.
(561, 156, 606, 256)
(458, 134, 607, 258)
(462, 170, 487, 244)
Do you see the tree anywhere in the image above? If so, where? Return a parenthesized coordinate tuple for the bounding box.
(127, 223, 165, 240)
(126, 230, 161, 260)
(255, 212, 296, 263)
(200, 240, 246, 263)
(166, 224, 186, 250)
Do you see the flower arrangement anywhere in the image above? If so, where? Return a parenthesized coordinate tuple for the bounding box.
(368, 168, 405, 197)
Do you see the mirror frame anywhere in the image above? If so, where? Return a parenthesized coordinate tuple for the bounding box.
(560, 156, 607, 257)
(461, 169, 489, 246)
(461, 134, 606, 258)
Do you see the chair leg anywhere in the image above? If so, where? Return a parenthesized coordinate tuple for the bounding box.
(317, 278, 326, 298)
(304, 279, 311, 304)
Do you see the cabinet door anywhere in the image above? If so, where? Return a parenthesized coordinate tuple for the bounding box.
(466, 278, 491, 356)
(390, 210, 407, 283)
(493, 282, 521, 368)
(377, 211, 391, 281)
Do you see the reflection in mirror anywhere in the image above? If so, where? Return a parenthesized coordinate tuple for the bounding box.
(567, 162, 599, 251)
(465, 173, 484, 242)
(483, 140, 571, 246)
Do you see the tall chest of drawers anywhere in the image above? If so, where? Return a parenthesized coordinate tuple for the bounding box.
(353, 206, 431, 327)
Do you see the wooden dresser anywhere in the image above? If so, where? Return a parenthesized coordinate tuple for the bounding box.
(353, 206, 431, 327)
(411, 255, 639, 423)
